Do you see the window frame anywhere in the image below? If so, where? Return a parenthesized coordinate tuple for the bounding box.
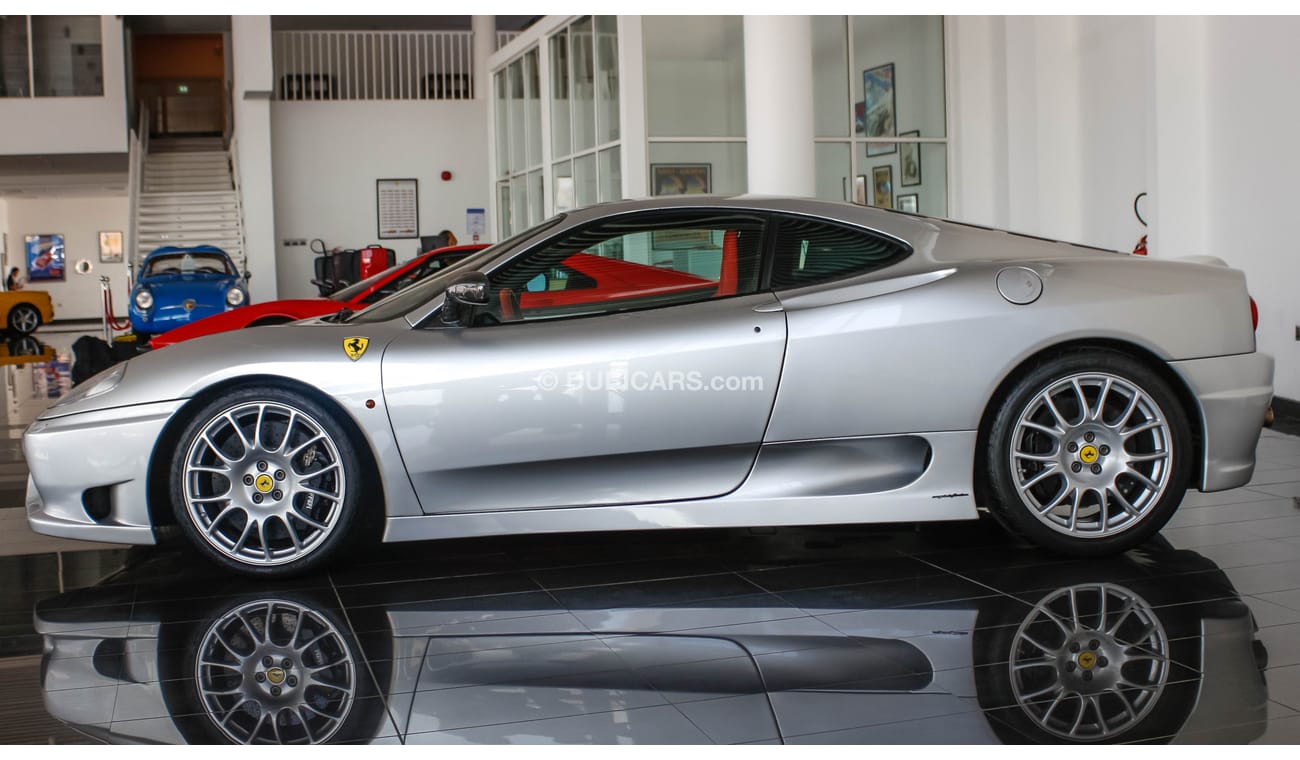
(452, 207, 774, 328)
(764, 212, 913, 292)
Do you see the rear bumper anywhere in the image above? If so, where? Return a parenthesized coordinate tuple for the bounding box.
(23, 400, 184, 545)
(1168, 352, 1274, 492)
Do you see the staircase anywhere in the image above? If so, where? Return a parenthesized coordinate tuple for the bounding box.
(134, 136, 245, 267)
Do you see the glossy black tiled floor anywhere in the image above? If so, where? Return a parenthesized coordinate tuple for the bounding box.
(5, 466, 1300, 745)
(1, 332, 1299, 744)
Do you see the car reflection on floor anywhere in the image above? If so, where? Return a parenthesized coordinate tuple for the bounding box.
(34, 535, 1269, 745)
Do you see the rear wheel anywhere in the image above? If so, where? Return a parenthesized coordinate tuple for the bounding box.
(7, 303, 41, 334)
(983, 350, 1192, 555)
(170, 386, 366, 577)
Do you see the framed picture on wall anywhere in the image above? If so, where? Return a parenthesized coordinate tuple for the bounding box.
(25, 234, 65, 281)
(900, 130, 922, 187)
(897, 193, 919, 213)
(651, 164, 711, 196)
(376, 178, 419, 239)
(854, 175, 867, 206)
(864, 63, 896, 157)
(872, 166, 893, 209)
(98, 231, 124, 262)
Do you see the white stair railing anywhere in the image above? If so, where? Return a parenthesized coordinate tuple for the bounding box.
(272, 30, 475, 101)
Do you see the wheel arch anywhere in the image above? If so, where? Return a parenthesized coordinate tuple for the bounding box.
(145, 374, 384, 530)
(973, 338, 1205, 506)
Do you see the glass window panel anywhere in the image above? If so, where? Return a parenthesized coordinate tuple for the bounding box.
(648, 142, 747, 195)
(549, 30, 571, 158)
(497, 181, 512, 238)
(524, 49, 541, 168)
(595, 15, 619, 145)
(0, 17, 30, 97)
(851, 16, 945, 139)
(510, 174, 528, 237)
(508, 58, 526, 173)
(494, 70, 510, 176)
(813, 16, 849, 138)
(644, 16, 745, 138)
(527, 170, 544, 226)
(486, 211, 769, 323)
(771, 216, 910, 290)
(574, 152, 597, 209)
(571, 16, 596, 152)
(598, 146, 621, 203)
(814, 143, 851, 202)
(31, 16, 102, 97)
(553, 160, 574, 212)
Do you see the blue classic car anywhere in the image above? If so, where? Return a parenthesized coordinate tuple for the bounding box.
(130, 246, 249, 337)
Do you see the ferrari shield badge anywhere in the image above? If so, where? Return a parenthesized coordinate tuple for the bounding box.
(343, 337, 370, 361)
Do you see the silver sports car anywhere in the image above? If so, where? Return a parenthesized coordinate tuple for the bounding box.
(23, 196, 1274, 576)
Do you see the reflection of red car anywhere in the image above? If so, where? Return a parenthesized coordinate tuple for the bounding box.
(150, 245, 486, 348)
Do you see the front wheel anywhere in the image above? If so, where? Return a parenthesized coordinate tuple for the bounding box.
(982, 351, 1193, 556)
(170, 386, 366, 577)
(8, 303, 41, 334)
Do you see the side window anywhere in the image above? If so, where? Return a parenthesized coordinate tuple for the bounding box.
(770, 217, 910, 290)
(483, 212, 766, 323)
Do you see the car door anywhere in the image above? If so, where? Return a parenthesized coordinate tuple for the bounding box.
(382, 209, 787, 514)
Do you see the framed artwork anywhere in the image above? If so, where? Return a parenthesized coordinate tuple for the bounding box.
(897, 193, 919, 213)
(872, 166, 893, 209)
(863, 63, 896, 157)
(651, 164, 711, 196)
(854, 101, 866, 135)
(25, 234, 65, 281)
(900, 130, 922, 187)
(376, 178, 419, 239)
(854, 175, 867, 206)
(651, 228, 717, 250)
(98, 230, 124, 262)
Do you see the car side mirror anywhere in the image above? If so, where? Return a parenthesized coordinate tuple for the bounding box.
(442, 272, 490, 326)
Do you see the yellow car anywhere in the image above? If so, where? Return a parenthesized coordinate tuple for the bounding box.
(0, 290, 54, 334)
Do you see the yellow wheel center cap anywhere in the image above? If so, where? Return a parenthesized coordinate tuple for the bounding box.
(1077, 651, 1097, 669)
(266, 667, 286, 685)
(255, 474, 274, 493)
(1079, 445, 1099, 464)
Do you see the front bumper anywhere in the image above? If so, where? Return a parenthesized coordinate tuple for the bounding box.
(24, 400, 185, 545)
(1168, 352, 1274, 492)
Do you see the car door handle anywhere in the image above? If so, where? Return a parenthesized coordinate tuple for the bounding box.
(753, 303, 784, 313)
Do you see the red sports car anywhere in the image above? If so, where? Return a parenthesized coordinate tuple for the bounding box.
(150, 244, 486, 348)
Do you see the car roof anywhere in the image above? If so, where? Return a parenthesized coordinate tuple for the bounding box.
(145, 245, 232, 259)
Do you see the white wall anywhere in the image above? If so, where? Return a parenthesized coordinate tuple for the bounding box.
(2, 195, 131, 320)
(270, 99, 489, 300)
(948, 15, 1299, 399)
(0, 16, 127, 155)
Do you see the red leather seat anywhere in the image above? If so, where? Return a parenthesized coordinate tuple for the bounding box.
(716, 230, 739, 297)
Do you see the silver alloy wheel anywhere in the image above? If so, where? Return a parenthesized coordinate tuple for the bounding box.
(1009, 582, 1170, 741)
(1009, 373, 1173, 538)
(183, 401, 346, 566)
(195, 599, 356, 744)
(10, 305, 39, 333)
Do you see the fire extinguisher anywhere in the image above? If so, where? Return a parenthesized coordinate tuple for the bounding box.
(1132, 192, 1148, 255)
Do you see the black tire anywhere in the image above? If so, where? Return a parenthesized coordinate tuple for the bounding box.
(7, 303, 41, 334)
(982, 349, 1192, 556)
(169, 385, 369, 578)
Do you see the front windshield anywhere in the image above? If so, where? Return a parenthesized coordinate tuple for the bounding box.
(143, 252, 233, 277)
(345, 216, 566, 325)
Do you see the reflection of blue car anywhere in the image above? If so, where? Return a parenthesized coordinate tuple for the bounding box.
(130, 245, 249, 336)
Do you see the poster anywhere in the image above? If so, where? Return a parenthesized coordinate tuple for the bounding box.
(651, 164, 711, 196)
(25, 234, 65, 281)
(863, 63, 897, 157)
(376, 179, 419, 239)
(99, 231, 123, 262)
(466, 208, 486, 243)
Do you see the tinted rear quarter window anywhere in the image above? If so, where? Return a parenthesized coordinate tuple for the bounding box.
(770, 216, 910, 289)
